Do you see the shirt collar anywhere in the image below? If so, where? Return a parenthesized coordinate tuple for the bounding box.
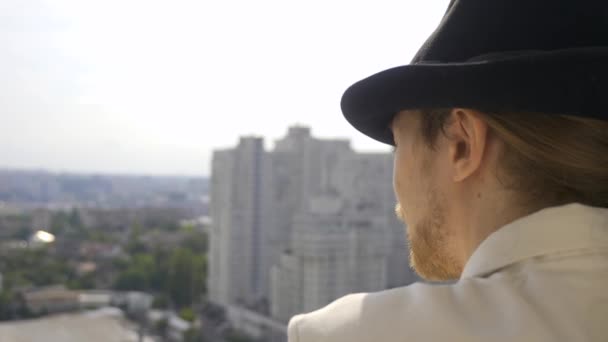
(461, 202, 608, 279)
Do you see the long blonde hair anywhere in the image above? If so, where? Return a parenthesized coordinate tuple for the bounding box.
(419, 108, 608, 208)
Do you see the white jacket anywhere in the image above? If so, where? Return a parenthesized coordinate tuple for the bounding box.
(287, 203, 608, 342)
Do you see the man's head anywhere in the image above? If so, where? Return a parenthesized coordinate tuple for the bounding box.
(391, 108, 608, 281)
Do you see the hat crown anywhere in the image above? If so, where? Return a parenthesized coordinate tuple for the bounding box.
(413, 0, 608, 63)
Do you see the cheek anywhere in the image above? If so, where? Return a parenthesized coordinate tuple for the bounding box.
(393, 152, 412, 207)
(392, 154, 404, 199)
(393, 149, 428, 223)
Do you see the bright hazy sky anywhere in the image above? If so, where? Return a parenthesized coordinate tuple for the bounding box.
(1, 0, 450, 176)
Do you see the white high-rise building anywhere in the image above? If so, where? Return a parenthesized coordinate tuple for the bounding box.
(270, 195, 390, 322)
(209, 126, 417, 324)
(269, 126, 353, 281)
(332, 152, 416, 288)
(269, 148, 416, 322)
(208, 137, 276, 310)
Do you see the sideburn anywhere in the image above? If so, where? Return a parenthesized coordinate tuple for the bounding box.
(407, 187, 462, 281)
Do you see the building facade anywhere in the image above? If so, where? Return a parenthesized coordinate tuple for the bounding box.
(208, 137, 276, 311)
(209, 127, 418, 325)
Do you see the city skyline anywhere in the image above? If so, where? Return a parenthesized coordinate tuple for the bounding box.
(208, 125, 417, 336)
(0, 125, 379, 178)
(1, 124, 378, 178)
(1, 0, 450, 176)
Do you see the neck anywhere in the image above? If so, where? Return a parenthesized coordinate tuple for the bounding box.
(455, 191, 545, 267)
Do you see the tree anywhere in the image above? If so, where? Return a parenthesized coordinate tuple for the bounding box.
(67, 274, 95, 290)
(180, 232, 208, 254)
(152, 295, 170, 309)
(50, 211, 69, 235)
(179, 307, 195, 322)
(12, 226, 32, 240)
(184, 328, 206, 342)
(168, 248, 193, 307)
(114, 269, 148, 291)
(0, 291, 14, 321)
(68, 208, 83, 229)
(168, 248, 206, 308)
(113, 253, 155, 290)
(126, 240, 147, 255)
(224, 329, 259, 342)
(155, 318, 169, 339)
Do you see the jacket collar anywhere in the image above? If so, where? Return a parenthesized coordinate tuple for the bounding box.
(461, 202, 608, 279)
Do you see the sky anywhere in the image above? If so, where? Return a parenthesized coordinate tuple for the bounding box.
(0, 0, 450, 176)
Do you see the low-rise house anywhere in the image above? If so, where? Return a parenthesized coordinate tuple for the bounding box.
(0, 307, 156, 342)
(22, 286, 118, 315)
(79, 290, 114, 309)
(0, 239, 28, 251)
(112, 291, 153, 316)
(147, 310, 192, 342)
(76, 261, 98, 276)
(168, 314, 192, 341)
(22, 285, 80, 315)
(79, 242, 123, 260)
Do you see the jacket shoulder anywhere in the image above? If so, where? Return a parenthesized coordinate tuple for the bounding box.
(288, 292, 367, 342)
(287, 282, 472, 342)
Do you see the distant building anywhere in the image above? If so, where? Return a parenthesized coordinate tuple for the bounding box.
(79, 242, 123, 260)
(75, 261, 98, 276)
(0, 169, 208, 212)
(270, 196, 389, 322)
(332, 152, 416, 288)
(147, 310, 192, 342)
(20, 286, 118, 315)
(209, 126, 418, 327)
(79, 290, 114, 309)
(21, 285, 80, 315)
(0, 308, 155, 342)
(111, 291, 153, 316)
(208, 137, 275, 310)
(0, 239, 28, 251)
(225, 305, 287, 342)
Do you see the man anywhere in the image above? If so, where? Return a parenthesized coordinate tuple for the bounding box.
(288, 0, 608, 341)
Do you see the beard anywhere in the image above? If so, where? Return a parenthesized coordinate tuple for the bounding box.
(396, 188, 462, 281)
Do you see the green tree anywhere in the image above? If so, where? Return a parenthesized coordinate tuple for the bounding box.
(67, 274, 95, 290)
(184, 328, 205, 342)
(114, 269, 148, 290)
(152, 294, 170, 309)
(12, 226, 32, 240)
(126, 240, 147, 255)
(68, 208, 83, 229)
(113, 253, 156, 290)
(224, 329, 259, 342)
(150, 247, 170, 292)
(180, 232, 208, 254)
(168, 248, 193, 307)
(0, 291, 14, 321)
(155, 318, 169, 339)
(50, 211, 69, 235)
(179, 307, 196, 322)
(1, 248, 70, 288)
(168, 248, 206, 308)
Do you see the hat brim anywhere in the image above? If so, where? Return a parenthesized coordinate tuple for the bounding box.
(340, 47, 608, 146)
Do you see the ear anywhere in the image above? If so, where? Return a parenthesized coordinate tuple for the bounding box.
(444, 108, 489, 182)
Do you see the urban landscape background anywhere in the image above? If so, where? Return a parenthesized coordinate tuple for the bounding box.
(0, 0, 450, 340)
(0, 125, 420, 341)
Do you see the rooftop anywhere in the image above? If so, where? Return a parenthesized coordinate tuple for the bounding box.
(0, 309, 153, 342)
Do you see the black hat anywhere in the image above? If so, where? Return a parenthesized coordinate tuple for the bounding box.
(340, 0, 608, 145)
